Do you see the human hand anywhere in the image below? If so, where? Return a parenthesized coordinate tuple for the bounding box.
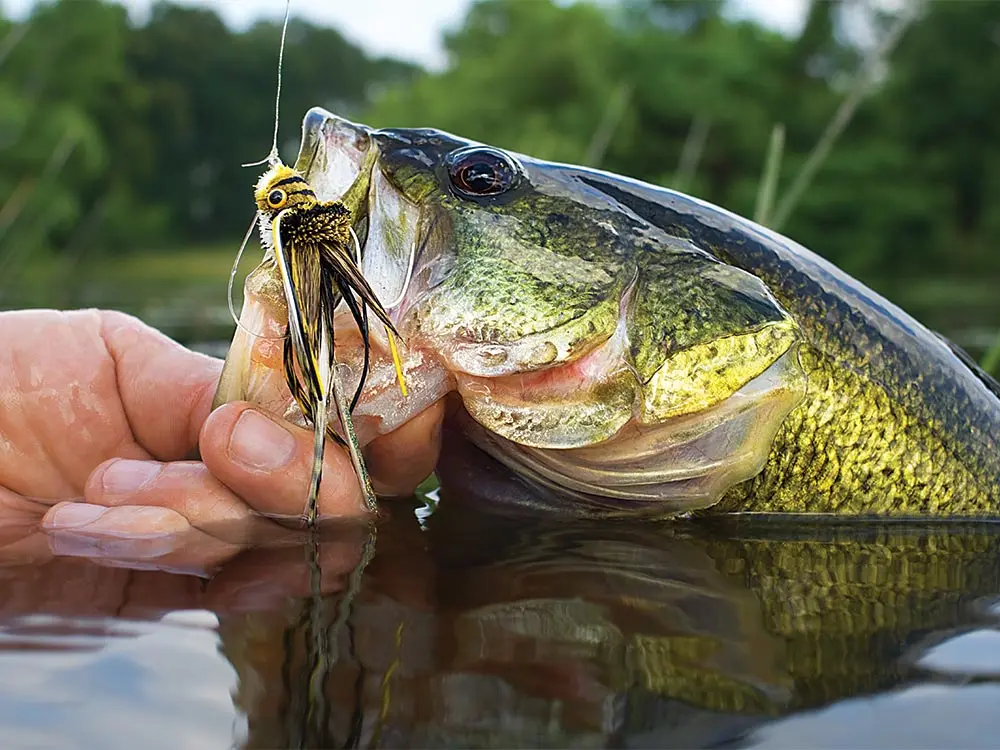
(0, 309, 443, 548)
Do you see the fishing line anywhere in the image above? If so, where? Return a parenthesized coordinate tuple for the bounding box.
(383, 235, 417, 310)
(227, 212, 287, 341)
(348, 225, 363, 266)
(242, 0, 291, 169)
(227, 0, 293, 341)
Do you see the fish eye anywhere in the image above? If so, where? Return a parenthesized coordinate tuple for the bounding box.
(447, 147, 520, 198)
(267, 188, 287, 208)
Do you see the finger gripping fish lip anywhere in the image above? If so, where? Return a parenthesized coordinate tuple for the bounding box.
(225, 147, 411, 524)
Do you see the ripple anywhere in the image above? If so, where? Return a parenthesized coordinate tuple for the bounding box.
(914, 629, 1000, 677)
(969, 594, 1000, 620)
(0, 615, 244, 750)
(745, 683, 1000, 749)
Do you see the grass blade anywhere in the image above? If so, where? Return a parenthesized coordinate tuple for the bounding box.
(772, 7, 916, 231)
(671, 114, 711, 193)
(754, 123, 785, 226)
(585, 81, 632, 169)
(982, 331, 1000, 376)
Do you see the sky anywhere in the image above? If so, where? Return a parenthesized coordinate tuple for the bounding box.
(2, 0, 809, 69)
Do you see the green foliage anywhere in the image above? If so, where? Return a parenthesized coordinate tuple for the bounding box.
(126, 6, 410, 244)
(0, 0, 124, 259)
(1, 0, 999, 316)
(370, 0, 623, 164)
(0, 0, 417, 260)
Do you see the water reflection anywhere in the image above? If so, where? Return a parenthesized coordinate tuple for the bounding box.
(2, 440, 1000, 747)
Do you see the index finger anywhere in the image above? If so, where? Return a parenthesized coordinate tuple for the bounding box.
(98, 310, 223, 461)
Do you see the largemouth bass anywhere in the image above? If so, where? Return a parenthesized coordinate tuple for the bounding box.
(214, 108, 1000, 517)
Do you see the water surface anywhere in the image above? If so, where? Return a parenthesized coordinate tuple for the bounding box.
(4, 434, 1000, 749)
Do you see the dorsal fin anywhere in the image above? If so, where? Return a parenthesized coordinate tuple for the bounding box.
(934, 331, 1000, 400)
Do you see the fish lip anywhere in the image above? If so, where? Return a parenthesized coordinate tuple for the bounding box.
(292, 109, 376, 286)
(295, 107, 377, 211)
(296, 108, 326, 177)
(295, 107, 374, 175)
(294, 107, 433, 375)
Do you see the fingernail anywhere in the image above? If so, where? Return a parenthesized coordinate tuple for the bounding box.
(49, 532, 179, 559)
(229, 409, 297, 471)
(102, 459, 161, 494)
(47, 503, 110, 529)
(49, 533, 102, 557)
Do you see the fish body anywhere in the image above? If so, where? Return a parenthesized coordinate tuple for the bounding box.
(214, 108, 1000, 517)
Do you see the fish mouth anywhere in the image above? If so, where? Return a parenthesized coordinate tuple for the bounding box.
(213, 108, 453, 446)
(214, 108, 806, 513)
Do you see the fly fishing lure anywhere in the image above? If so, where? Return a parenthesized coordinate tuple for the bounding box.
(230, 0, 407, 526)
(252, 165, 407, 524)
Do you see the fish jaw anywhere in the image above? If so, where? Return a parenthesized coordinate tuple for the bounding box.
(458, 347, 806, 517)
(212, 261, 291, 418)
(213, 112, 457, 448)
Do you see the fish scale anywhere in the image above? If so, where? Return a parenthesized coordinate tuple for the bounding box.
(718, 343, 999, 514)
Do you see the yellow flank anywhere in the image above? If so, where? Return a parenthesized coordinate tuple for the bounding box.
(716, 344, 1000, 515)
(641, 319, 798, 423)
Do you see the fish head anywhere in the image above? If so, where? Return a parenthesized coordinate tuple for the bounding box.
(215, 108, 807, 516)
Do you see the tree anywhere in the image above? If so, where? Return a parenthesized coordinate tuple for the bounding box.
(882, 0, 1000, 271)
(0, 0, 144, 263)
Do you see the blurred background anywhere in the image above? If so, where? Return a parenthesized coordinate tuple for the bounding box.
(0, 0, 997, 371)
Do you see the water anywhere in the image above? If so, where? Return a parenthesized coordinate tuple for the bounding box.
(4, 434, 1000, 749)
(0, 267, 996, 747)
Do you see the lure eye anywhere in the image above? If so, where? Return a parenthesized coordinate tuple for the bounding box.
(447, 147, 521, 198)
(267, 188, 287, 208)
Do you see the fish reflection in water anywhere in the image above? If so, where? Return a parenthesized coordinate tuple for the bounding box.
(3, 438, 1000, 747)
